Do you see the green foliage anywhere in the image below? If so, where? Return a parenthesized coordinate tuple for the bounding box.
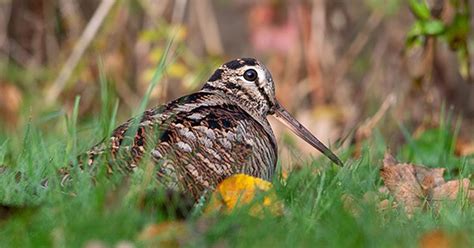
(408, 0, 431, 20)
(405, 0, 471, 80)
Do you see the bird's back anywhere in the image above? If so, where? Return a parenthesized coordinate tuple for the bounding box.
(81, 91, 278, 199)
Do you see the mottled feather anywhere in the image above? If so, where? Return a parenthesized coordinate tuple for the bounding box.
(81, 91, 277, 199)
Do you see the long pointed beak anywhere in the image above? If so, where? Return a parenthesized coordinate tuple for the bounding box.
(272, 102, 343, 166)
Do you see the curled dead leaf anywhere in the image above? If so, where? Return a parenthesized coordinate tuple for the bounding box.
(380, 152, 474, 215)
(419, 229, 471, 248)
(138, 221, 188, 248)
(206, 174, 284, 216)
(0, 82, 22, 128)
(455, 138, 474, 156)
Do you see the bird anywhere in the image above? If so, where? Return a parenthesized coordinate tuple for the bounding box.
(63, 58, 343, 200)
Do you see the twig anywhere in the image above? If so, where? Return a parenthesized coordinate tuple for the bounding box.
(331, 10, 383, 85)
(194, 0, 223, 55)
(0, 0, 12, 55)
(58, 0, 84, 39)
(1, 39, 32, 67)
(46, 0, 117, 104)
(43, 2, 61, 66)
(307, 0, 325, 103)
(172, 0, 187, 25)
(356, 93, 397, 140)
(157, 0, 188, 102)
(138, 0, 169, 22)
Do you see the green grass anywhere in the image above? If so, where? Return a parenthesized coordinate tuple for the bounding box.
(1, 104, 473, 247)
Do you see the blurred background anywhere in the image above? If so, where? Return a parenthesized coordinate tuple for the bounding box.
(0, 0, 473, 165)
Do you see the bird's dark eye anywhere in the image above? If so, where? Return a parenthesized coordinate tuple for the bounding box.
(243, 69, 258, 81)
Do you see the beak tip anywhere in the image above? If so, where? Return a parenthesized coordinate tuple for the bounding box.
(273, 102, 344, 167)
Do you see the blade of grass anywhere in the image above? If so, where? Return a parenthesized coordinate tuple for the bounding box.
(138, 37, 176, 114)
(398, 121, 422, 163)
(97, 57, 121, 139)
(65, 96, 81, 164)
(121, 36, 177, 149)
(0, 139, 8, 166)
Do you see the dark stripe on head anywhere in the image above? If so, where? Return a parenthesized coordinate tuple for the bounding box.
(224, 60, 245, 70)
(241, 58, 257, 66)
(224, 58, 258, 70)
(208, 68, 223, 82)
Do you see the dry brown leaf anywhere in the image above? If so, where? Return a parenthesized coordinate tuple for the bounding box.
(138, 221, 188, 248)
(0, 82, 22, 128)
(380, 153, 474, 215)
(419, 229, 471, 248)
(138, 217, 217, 248)
(419, 230, 453, 248)
(455, 138, 474, 156)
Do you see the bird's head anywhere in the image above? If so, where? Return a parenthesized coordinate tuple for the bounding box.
(202, 58, 343, 167)
(202, 58, 276, 116)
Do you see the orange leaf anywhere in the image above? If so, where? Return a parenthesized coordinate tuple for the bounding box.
(139, 221, 188, 247)
(206, 174, 283, 216)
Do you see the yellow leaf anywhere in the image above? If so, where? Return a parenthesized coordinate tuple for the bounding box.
(206, 174, 283, 216)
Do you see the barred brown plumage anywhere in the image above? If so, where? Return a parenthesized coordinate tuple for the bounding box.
(61, 58, 343, 200)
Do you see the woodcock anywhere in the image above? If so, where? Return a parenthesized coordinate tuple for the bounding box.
(69, 58, 343, 200)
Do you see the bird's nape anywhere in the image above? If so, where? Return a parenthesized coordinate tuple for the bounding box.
(272, 101, 343, 167)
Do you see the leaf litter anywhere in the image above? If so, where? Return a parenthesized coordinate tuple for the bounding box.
(380, 152, 474, 214)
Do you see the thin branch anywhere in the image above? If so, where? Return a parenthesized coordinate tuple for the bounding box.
(331, 10, 383, 85)
(356, 93, 397, 140)
(0, 0, 12, 54)
(194, 0, 223, 55)
(172, 0, 187, 25)
(46, 0, 117, 104)
(59, 0, 84, 39)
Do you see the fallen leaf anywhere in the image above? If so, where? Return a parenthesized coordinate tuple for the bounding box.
(455, 138, 474, 156)
(380, 153, 474, 215)
(139, 221, 188, 248)
(138, 218, 215, 248)
(206, 174, 283, 216)
(419, 229, 471, 248)
(0, 82, 22, 128)
(419, 230, 452, 248)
